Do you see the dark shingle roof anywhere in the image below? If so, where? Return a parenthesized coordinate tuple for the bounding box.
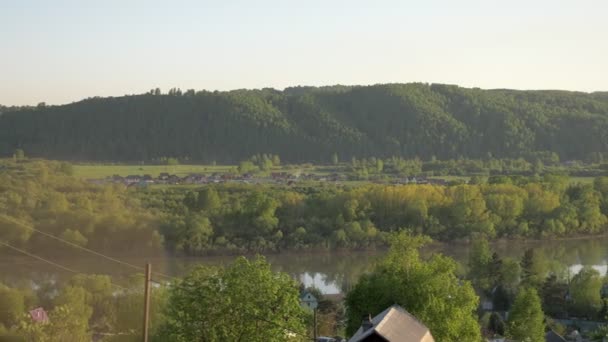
(545, 330, 567, 342)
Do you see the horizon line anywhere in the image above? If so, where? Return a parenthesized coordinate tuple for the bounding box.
(2, 82, 607, 107)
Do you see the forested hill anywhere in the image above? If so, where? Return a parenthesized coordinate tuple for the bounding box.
(1, 83, 608, 163)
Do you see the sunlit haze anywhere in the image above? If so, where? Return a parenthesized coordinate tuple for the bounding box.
(1, 0, 607, 105)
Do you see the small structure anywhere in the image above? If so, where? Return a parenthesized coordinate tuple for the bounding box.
(29, 307, 49, 323)
(348, 304, 434, 342)
(300, 291, 318, 311)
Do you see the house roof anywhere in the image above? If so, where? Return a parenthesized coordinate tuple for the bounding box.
(545, 330, 566, 342)
(348, 304, 434, 342)
(299, 291, 317, 301)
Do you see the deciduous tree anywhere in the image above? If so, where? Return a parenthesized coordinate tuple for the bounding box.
(345, 233, 481, 341)
(159, 256, 307, 341)
(507, 287, 545, 342)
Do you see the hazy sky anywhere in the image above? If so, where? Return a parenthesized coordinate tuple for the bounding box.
(1, 0, 607, 105)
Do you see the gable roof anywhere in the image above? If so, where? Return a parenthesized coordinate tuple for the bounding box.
(299, 291, 317, 301)
(348, 304, 434, 342)
(545, 330, 567, 342)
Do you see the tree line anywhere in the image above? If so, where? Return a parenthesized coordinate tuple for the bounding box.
(0, 160, 163, 255)
(147, 174, 608, 254)
(1, 84, 608, 163)
(2, 159, 608, 255)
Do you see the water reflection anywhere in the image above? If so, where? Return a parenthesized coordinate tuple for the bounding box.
(300, 272, 341, 294)
(1, 237, 607, 294)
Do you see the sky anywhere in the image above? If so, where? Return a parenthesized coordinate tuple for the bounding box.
(1, 0, 607, 105)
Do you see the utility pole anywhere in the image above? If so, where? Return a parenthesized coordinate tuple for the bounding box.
(313, 308, 317, 341)
(143, 263, 152, 342)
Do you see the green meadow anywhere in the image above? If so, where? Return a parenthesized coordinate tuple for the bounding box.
(72, 163, 598, 186)
(72, 164, 234, 179)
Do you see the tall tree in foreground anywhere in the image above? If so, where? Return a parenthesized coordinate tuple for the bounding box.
(159, 256, 307, 342)
(507, 287, 545, 342)
(569, 266, 603, 318)
(520, 248, 546, 290)
(345, 233, 481, 341)
(467, 234, 492, 290)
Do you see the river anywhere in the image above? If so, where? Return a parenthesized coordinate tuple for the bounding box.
(2, 237, 607, 294)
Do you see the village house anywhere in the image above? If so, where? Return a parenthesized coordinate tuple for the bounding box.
(348, 304, 434, 342)
(125, 175, 142, 184)
(299, 291, 318, 311)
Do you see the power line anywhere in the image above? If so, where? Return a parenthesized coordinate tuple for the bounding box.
(0, 240, 79, 274)
(2, 241, 317, 339)
(0, 219, 327, 338)
(0, 240, 128, 290)
(0, 214, 176, 280)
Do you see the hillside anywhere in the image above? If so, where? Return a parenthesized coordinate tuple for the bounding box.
(1, 83, 608, 163)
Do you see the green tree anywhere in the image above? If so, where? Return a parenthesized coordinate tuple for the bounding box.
(18, 285, 92, 342)
(0, 284, 25, 328)
(521, 248, 546, 290)
(467, 235, 492, 290)
(445, 185, 493, 238)
(345, 233, 481, 341)
(68, 274, 115, 331)
(507, 287, 545, 342)
(159, 256, 306, 341)
(541, 274, 568, 318)
(114, 274, 167, 340)
(570, 266, 603, 318)
(166, 157, 179, 166)
(238, 161, 258, 174)
(196, 188, 221, 213)
(17, 305, 91, 342)
(331, 152, 339, 165)
(271, 154, 281, 166)
(58, 162, 74, 176)
(594, 177, 608, 215)
(488, 312, 505, 336)
(376, 159, 384, 173)
(177, 214, 214, 254)
(13, 149, 25, 161)
(499, 256, 521, 292)
(259, 155, 273, 171)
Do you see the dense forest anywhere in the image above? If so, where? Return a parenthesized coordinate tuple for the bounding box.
(146, 174, 608, 254)
(1, 84, 608, 163)
(0, 160, 163, 255)
(3, 160, 608, 256)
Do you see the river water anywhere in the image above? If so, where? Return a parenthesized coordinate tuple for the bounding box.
(2, 237, 607, 294)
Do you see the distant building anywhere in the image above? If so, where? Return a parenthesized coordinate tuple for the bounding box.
(29, 307, 49, 323)
(300, 291, 318, 311)
(348, 304, 434, 342)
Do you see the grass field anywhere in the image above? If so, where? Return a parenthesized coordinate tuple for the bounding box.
(73, 163, 336, 179)
(73, 164, 235, 179)
(428, 175, 597, 184)
(569, 176, 596, 184)
(73, 163, 600, 185)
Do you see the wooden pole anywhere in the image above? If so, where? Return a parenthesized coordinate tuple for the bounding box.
(143, 263, 152, 342)
(313, 308, 317, 341)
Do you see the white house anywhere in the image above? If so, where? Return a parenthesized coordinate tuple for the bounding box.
(299, 291, 318, 311)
